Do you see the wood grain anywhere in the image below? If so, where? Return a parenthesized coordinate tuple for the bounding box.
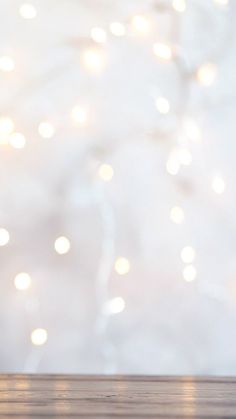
(0, 375, 236, 417)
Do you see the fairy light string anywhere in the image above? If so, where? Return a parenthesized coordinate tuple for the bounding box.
(0, 0, 233, 372)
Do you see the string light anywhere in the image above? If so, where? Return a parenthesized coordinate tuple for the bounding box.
(0, 228, 10, 246)
(131, 15, 151, 35)
(183, 265, 197, 282)
(172, 0, 186, 12)
(0, 56, 15, 72)
(104, 297, 125, 314)
(0, 117, 14, 136)
(19, 3, 37, 19)
(98, 164, 114, 181)
(38, 122, 55, 139)
(14, 272, 31, 290)
(114, 257, 130, 275)
(170, 206, 185, 224)
(153, 43, 173, 61)
(0, 0, 232, 370)
(109, 22, 126, 37)
(9, 132, 26, 149)
(181, 246, 195, 264)
(196, 63, 217, 86)
(31, 328, 47, 346)
(212, 175, 225, 194)
(156, 97, 170, 114)
(71, 106, 88, 126)
(178, 148, 192, 166)
(81, 48, 105, 73)
(54, 236, 71, 254)
(91, 27, 107, 44)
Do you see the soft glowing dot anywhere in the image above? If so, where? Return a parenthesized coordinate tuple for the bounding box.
(81, 49, 105, 73)
(31, 328, 47, 346)
(166, 152, 180, 175)
(14, 272, 31, 290)
(183, 265, 197, 282)
(197, 63, 217, 86)
(105, 297, 125, 314)
(71, 106, 88, 126)
(110, 22, 126, 37)
(131, 15, 151, 35)
(9, 132, 26, 149)
(98, 164, 114, 181)
(0, 56, 15, 72)
(212, 175, 225, 194)
(153, 43, 172, 61)
(91, 27, 107, 43)
(19, 3, 37, 19)
(178, 148, 192, 166)
(170, 206, 185, 224)
(172, 0, 186, 12)
(156, 97, 170, 115)
(54, 236, 71, 255)
(0, 228, 10, 246)
(38, 122, 55, 139)
(214, 0, 228, 5)
(114, 257, 130, 275)
(0, 117, 14, 136)
(181, 246, 195, 264)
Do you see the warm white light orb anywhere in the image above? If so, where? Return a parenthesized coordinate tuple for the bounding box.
(153, 43, 172, 61)
(91, 27, 107, 43)
(0, 117, 14, 136)
(106, 297, 125, 314)
(114, 257, 130, 275)
(54, 236, 71, 254)
(14, 272, 31, 290)
(19, 3, 37, 19)
(178, 148, 192, 166)
(110, 22, 126, 37)
(0, 228, 10, 246)
(9, 132, 26, 149)
(0, 56, 15, 72)
(98, 164, 114, 181)
(31, 328, 47, 346)
(181, 246, 195, 264)
(156, 97, 170, 114)
(38, 122, 55, 139)
(131, 15, 151, 35)
(71, 106, 88, 126)
(81, 49, 105, 73)
(172, 0, 186, 12)
(197, 63, 217, 86)
(170, 206, 184, 224)
(183, 265, 197, 282)
(212, 175, 225, 194)
(214, 0, 228, 5)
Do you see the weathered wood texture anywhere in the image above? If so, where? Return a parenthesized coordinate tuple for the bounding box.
(0, 375, 236, 417)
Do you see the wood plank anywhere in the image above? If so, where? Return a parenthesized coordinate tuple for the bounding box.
(0, 375, 235, 417)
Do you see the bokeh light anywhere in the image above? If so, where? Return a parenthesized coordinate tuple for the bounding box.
(14, 272, 31, 290)
(31, 328, 48, 346)
(54, 236, 71, 255)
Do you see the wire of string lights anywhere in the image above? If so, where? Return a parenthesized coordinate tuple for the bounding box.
(0, 0, 234, 374)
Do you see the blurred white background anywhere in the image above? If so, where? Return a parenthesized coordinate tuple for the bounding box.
(0, 0, 235, 374)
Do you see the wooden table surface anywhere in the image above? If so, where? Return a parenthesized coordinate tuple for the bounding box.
(0, 375, 236, 417)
